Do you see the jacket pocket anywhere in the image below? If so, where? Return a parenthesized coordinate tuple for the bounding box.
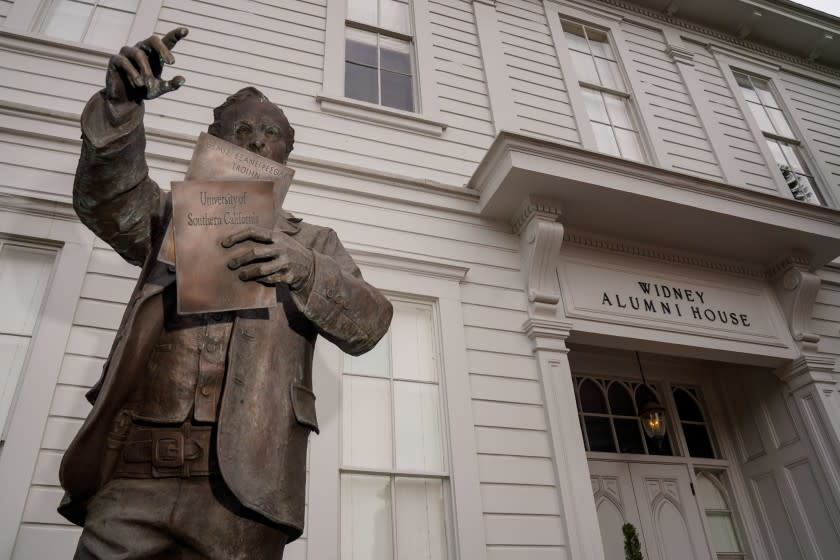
(290, 383, 319, 434)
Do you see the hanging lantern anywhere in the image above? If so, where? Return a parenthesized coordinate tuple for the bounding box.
(635, 352, 667, 441)
(639, 400, 667, 440)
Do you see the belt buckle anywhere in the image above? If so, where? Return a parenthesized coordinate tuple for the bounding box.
(152, 430, 184, 468)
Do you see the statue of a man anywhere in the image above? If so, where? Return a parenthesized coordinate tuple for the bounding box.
(59, 28, 393, 559)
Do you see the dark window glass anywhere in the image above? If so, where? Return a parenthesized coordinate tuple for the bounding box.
(614, 418, 645, 454)
(647, 432, 673, 456)
(635, 384, 657, 410)
(674, 388, 704, 422)
(380, 45, 412, 74)
(683, 423, 716, 458)
(380, 71, 413, 111)
(608, 382, 635, 416)
(580, 379, 607, 413)
(584, 416, 615, 452)
(345, 63, 379, 104)
(346, 37, 378, 66)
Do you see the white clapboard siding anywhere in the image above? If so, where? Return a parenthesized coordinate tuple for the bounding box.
(682, 40, 779, 192)
(0, 0, 12, 23)
(497, 0, 581, 145)
(778, 72, 840, 203)
(619, 21, 723, 181)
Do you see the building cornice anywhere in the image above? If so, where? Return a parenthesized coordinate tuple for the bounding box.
(597, 0, 840, 80)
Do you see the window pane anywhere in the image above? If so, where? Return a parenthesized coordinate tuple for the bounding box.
(584, 415, 616, 452)
(85, 7, 134, 49)
(346, 28, 379, 66)
(603, 93, 632, 129)
(792, 174, 821, 205)
(346, 62, 379, 104)
(343, 376, 392, 469)
(381, 71, 413, 110)
(607, 382, 635, 416)
(0, 245, 54, 335)
(594, 58, 623, 91)
(341, 474, 394, 560)
(767, 108, 794, 138)
(561, 21, 589, 53)
(391, 303, 435, 382)
(345, 333, 390, 377)
(614, 418, 645, 454)
(614, 128, 645, 162)
(683, 422, 715, 458)
(780, 142, 806, 173)
(43, 0, 92, 43)
(394, 381, 444, 472)
(736, 81, 760, 104)
(570, 50, 599, 84)
(766, 138, 789, 167)
(696, 475, 727, 510)
(380, 36, 412, 75)
(586, 28, 614, 59)
(379, 0, 410, 35)
(579, 379, 607, 413)
(754, 79, 779, 108)
(646, 432, 673, 456)
(673, 388, 704, 422)
(592, 122, 621, 157)
(708, 513, 741, 553)
(746, 102, 774, 134)
(581, 89, 609, 124)
(0, 335, 31, 436)
(348, 0, 377, 26)
(395, 478, 447, 560)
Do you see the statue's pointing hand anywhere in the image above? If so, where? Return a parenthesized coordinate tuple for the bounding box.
(107, 27, 189, 103)
(223, 227, 315, 291)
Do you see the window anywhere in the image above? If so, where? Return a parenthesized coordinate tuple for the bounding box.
(561, 20, 646, 162)
(0, 240, 56, 442)
(575, 376, 674, 456)
(345, 0, 415, 112)
(36, 0, 139, 49)
(695, 471, 746, 560)
(341, 300, 449, 560)
(733, 72, 823, 205)
(673, 385, 718, 459)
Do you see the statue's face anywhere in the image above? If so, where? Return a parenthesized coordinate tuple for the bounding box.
(217, 96, 291, 163)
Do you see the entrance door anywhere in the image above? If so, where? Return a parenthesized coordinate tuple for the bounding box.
(590, 460, 713, 560)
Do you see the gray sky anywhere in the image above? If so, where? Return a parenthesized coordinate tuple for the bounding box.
(792, 0, 840, 18)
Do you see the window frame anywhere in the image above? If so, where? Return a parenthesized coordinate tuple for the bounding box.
(3, 0, 162, 51)
(544, 1, 660, 165)
(305, 253, 485, 560)
(715, 50, 835, 207)
(320, 0, 446, 136)
(339, 296, 454, 560)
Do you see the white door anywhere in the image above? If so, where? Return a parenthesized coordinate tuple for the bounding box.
(590, 460, 713, 560)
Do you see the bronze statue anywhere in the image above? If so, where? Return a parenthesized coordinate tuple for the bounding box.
(59, 27, 393, 559)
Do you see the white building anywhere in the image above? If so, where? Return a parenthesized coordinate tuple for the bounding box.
(2, 0, 840, 559)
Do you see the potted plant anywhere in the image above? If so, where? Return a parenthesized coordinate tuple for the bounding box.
(622, 522, 644, 560)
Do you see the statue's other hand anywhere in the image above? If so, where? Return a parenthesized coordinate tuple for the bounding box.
(106, 27, 189, 104)
(223, 227, 315, 290)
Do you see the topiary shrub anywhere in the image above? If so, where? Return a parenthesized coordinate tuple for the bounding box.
(622, 522, 644, 560)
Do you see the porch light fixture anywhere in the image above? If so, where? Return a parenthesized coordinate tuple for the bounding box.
(635, 352, 667, 441)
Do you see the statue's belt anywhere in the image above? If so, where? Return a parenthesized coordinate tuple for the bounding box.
(114, 424, 215, 478)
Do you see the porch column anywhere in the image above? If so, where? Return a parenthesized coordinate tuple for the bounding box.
(514, 196, 605, 560)
(776, 354, 840, 509)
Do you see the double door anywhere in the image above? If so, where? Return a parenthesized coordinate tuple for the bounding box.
(589, 460, 713, 560)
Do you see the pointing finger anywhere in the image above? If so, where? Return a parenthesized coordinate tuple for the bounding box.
(161, 27, 189, 50)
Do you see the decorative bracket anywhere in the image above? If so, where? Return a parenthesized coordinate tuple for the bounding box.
(769, 254, 821, 354)
(809, 33, 834, 62)
(666, 45, 694, 66)
(737, 10, 762, 39)
(512, 196, 564, 317)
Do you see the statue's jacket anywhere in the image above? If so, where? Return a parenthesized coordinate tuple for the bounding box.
(58, 91, 393, 539)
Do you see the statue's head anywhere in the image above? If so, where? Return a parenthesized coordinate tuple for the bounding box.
(208, 87, 295, 164)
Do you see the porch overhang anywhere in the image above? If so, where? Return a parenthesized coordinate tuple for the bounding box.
(468, 132, 840, 269)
